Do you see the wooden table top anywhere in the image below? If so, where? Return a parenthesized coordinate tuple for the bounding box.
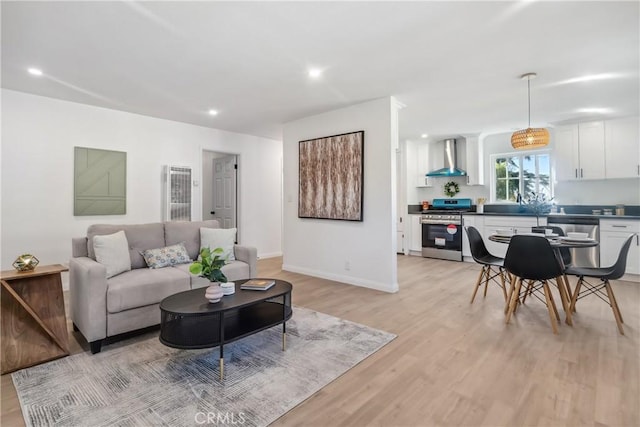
(1, 264, 69, 281)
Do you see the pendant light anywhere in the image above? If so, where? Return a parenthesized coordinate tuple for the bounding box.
(511, 72, 549, 149)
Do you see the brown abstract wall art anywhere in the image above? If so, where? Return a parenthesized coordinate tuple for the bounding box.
(299, 131, 364, 221)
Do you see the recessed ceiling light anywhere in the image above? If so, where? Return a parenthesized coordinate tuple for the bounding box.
(208, 109, 218, 116)
(308, 68, 322, 79)
(421, 134, 429, 139)
(27, 68, 43, 76)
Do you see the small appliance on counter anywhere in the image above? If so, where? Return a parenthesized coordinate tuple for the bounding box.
(421, 198, 472, 261)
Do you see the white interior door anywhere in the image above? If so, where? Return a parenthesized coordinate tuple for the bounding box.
(211, 155, 237, 230)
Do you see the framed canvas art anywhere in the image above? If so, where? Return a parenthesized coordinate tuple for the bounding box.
(298, 130, 364, 221)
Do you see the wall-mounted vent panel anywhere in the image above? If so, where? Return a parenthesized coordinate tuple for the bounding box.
(163, 165, 192, 221)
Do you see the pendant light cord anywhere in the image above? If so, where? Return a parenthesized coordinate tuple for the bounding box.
(527, 76, 531, 128)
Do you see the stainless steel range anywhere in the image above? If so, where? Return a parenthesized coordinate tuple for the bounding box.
(421, 198, 472, 261)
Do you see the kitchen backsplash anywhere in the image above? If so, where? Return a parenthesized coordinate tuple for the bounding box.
(413, 177, 639, 206)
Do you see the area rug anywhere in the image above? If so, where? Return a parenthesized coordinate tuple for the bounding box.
(12, 306, 395, 427)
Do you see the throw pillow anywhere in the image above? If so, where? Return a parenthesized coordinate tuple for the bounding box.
(140, 242, 192, 269)
(200, 227, 236, 261)
(93, 230, 132, 279)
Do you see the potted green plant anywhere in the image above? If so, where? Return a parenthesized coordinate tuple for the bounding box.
(189, 247, 228, 283)
(190, 247, 228, 303)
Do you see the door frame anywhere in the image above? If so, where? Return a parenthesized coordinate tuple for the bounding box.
(201, 149, 241, 242)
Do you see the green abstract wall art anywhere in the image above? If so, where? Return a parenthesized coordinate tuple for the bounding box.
(74, 147, 126, 215)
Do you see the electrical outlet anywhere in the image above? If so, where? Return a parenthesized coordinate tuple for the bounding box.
(344, 261, 350, 271)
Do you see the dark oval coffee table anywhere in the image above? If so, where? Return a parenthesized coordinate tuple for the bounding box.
(159, 278, 292, 380)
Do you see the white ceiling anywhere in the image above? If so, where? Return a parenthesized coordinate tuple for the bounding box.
(2, 1, 638, 142)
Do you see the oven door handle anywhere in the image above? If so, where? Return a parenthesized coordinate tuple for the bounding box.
(421, 220, 462, 225)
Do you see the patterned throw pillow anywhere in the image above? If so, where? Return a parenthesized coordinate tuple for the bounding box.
(140, 243, 192, 269)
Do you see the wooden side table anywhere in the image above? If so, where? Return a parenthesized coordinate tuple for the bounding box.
(1, 264, 70, 374)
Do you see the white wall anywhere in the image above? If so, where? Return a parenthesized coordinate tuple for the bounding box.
(282, 97, 399, 293)
(1, 89, 283, 273)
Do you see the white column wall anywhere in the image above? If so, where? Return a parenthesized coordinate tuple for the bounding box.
(282, 97, 398, 293)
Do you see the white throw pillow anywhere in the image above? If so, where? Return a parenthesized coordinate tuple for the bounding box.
(93, 230, 132, 278)
(200, 227, 236, 261)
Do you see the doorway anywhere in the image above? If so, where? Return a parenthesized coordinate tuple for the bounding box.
(202, 151, 238, 232)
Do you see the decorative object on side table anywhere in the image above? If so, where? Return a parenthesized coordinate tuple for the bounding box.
(189, 247, 228, 303)
(12, 254, 40, 272)
(443, 181, 460, 198)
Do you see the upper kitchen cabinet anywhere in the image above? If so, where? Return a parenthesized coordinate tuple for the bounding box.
(605, 116, 640, 179)
(405, 139, 433, 188)
(462, 136, 484, 185)
(554, 121, 605, 181)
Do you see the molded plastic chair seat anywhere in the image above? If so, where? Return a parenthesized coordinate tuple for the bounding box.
(565, 233, 636, 335)
(504, 235, 573, 334)
(465, 226, 507, 304)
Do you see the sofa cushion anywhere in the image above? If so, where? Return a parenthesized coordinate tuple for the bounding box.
(140, 242, 192, 269)
(172, 260, 249, 289)
(88, 223, 165, 269)
(164, 220, 220, 261)
(93, 231, 132, 279)
(106, 267, 190, 313)
(201, 227, 237, 261)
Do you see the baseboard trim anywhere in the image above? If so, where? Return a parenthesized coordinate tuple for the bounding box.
(258, 252, 283, 259)
(282, 264, 398, 293)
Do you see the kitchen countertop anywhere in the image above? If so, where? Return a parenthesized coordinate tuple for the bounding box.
(408, 203, 640, 219)
(464, 212, 640, 220)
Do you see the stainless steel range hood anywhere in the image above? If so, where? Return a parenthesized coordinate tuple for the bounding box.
(426, 139, 467, 177)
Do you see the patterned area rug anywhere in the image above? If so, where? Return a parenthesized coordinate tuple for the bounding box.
(12, 307, 395, 427)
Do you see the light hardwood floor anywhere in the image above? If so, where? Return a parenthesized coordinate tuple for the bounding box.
(2, 255, 639, 426)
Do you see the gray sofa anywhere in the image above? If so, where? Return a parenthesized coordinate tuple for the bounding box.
(69, 220, 257, 353)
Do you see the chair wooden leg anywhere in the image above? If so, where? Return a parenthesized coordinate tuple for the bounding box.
(563, 274, 575, 312)
(506, 278, 523, 324)
(499, 268, 508, 302)
(569, 277, 583, 313)
(470, 267, 486, 304)
(521, 280, 534, 305)
(542, 281, 559, 334)
(505, 273, 518, 314)
(604, 280, 625, 335)
(545, 281, 561, 322)
(607, 283, 624, 324)
(555, 276, 573, 326)
(483, 266, 490, 297)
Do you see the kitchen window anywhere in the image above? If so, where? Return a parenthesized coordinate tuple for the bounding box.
(491, 151, 552, 203)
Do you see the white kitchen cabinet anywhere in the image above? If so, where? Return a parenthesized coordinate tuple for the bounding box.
(416, 142, 433, 187)
(482, 216, 542, 258)
(410, 214, 423, 253)
(554, 122, 606, 181)
(605, 116, 640, 179)
(463, 136, 484, 186)
(462, 215, 484, 258)
(600, 219, 640, 276)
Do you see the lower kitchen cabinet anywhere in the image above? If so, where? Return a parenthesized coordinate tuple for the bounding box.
(600, 219, 640, 276)
(462, 215, 483, 258)
(410, 214, 423, 253)
(482, 216, 543, 258)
